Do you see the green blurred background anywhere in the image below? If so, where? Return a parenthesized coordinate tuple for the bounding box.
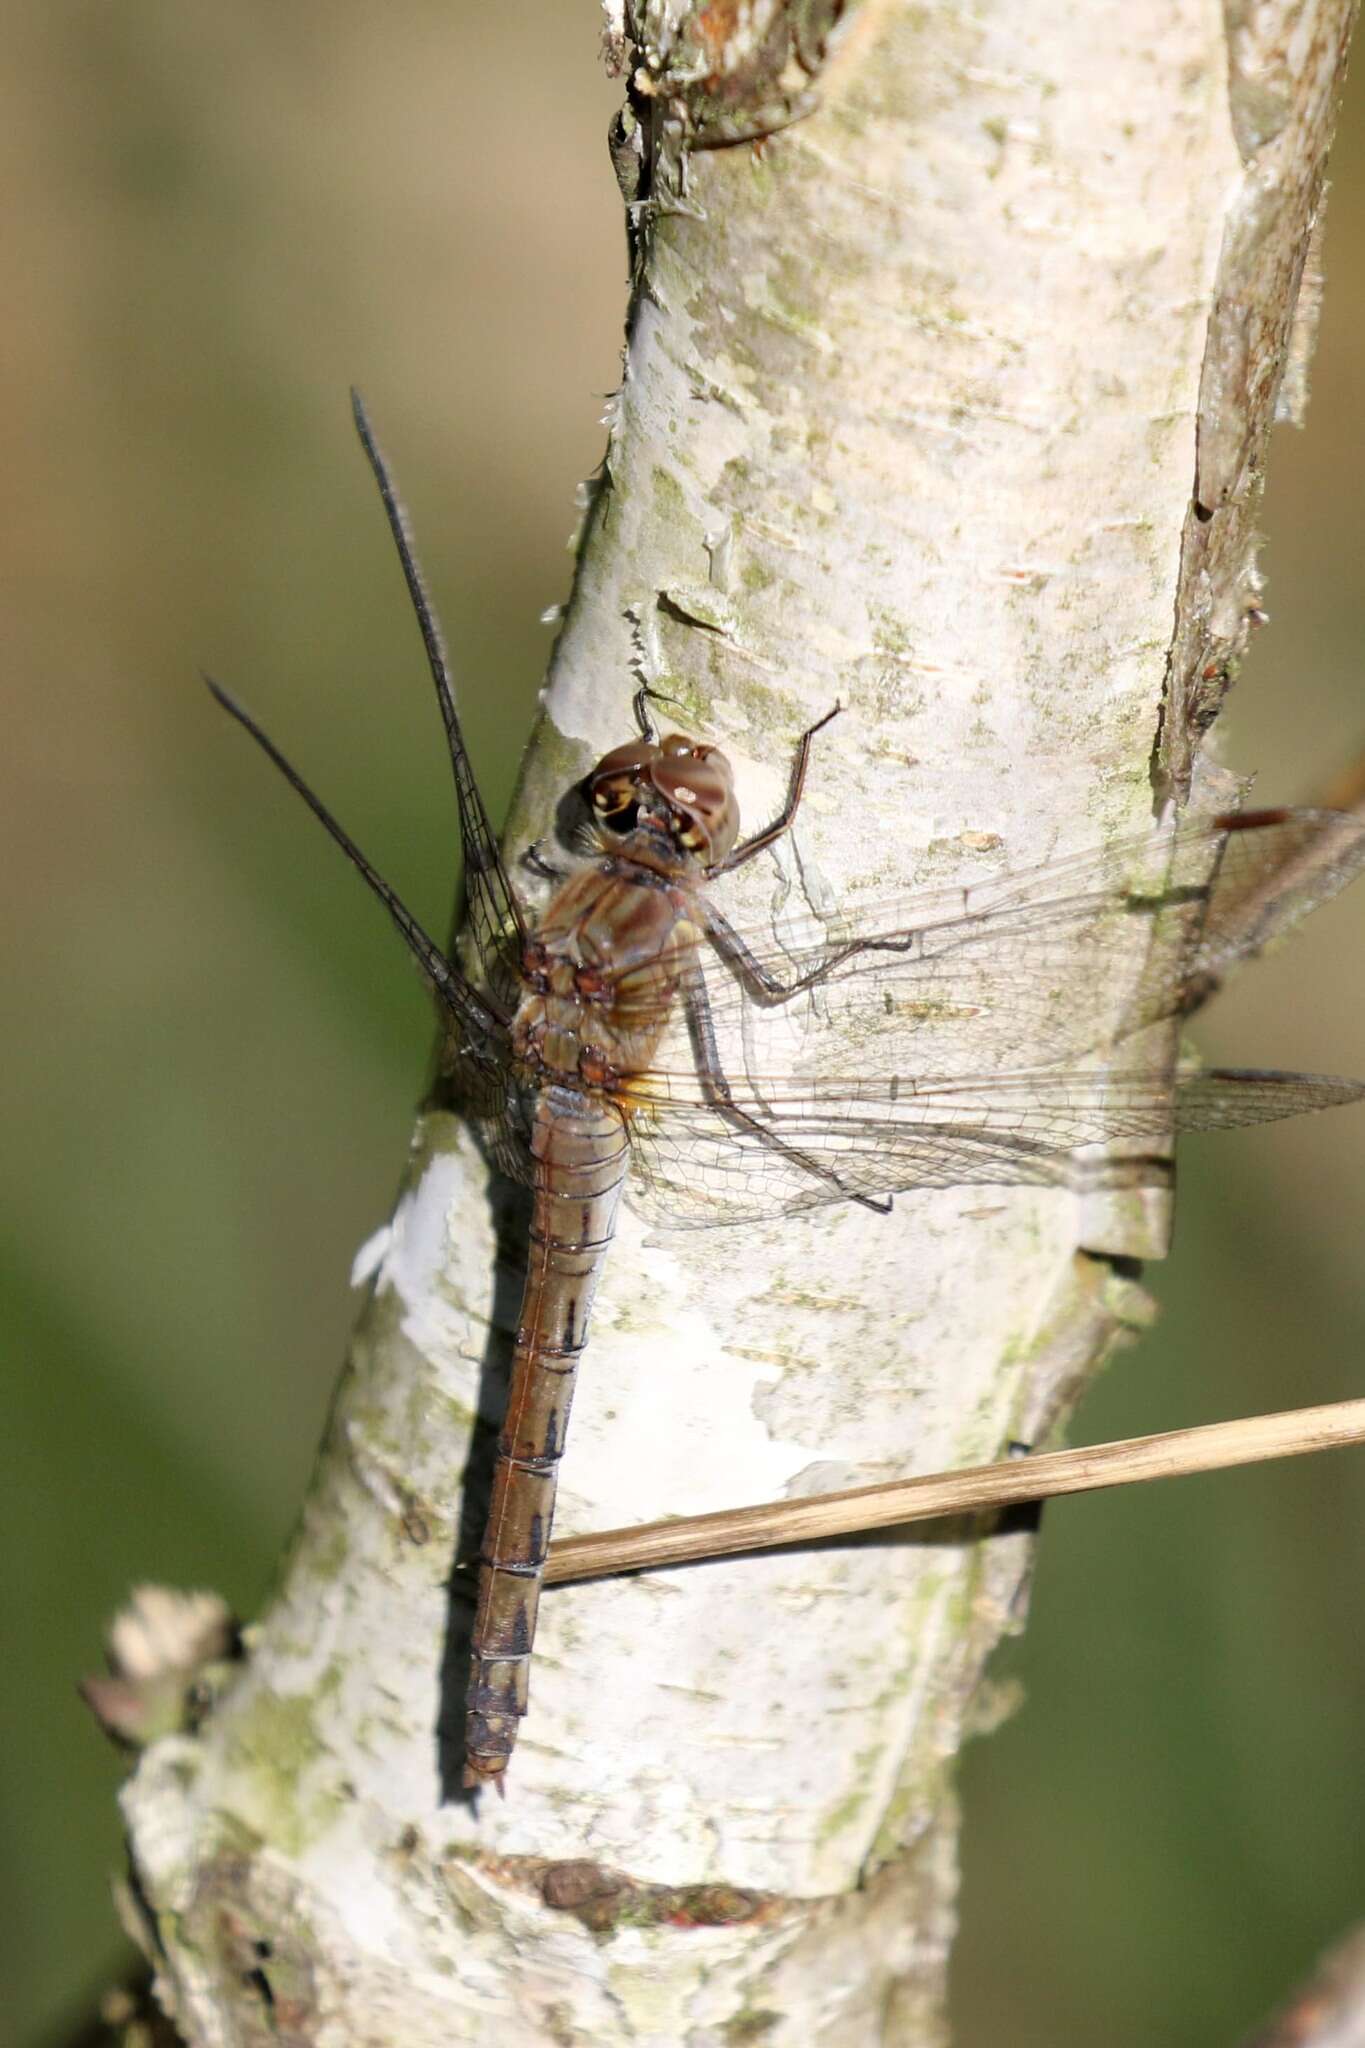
(3, 8, 1362, 2043)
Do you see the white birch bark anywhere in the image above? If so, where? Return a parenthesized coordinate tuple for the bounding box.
(116, 2, 1357, 2041)
(1239, 1923, 1365, 2046)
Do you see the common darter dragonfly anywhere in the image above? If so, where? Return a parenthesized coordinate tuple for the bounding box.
(209, 395, 1365, 1789)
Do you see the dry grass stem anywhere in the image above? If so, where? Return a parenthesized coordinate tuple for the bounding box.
(544, 1398, 1365, 1585)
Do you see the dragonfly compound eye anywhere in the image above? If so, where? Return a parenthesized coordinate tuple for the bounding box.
(586, 740, 659, 836)
(584, 734, 740, 863)
(590, 778, 639, 829)
(652, 742, 740, 865)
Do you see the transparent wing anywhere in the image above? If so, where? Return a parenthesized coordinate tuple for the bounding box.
(610, 808, 1365, 1081)
(352, 391, 527, 1004)
(613, 806, 1365, 1227)
(205, 674, 517, 1091)
(622, 1068, 1365, 1228)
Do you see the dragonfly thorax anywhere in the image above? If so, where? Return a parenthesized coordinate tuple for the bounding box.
(510, 863, 703, 1089)
(586, 731, 739, 871)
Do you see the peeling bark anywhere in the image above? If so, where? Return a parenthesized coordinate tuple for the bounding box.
(117, 3, 1358, 2042)
(1159, 0, 1359, 795)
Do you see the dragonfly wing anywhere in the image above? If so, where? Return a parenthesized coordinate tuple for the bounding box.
(1183, 808, 1365, 995)
(1169, 1067, 1365, 1128)
(622, 1066, 1365, 1229)
(600, 809, 1365, 1084)
(352, 393, 528, 1000)
(205, 673, 516, 1071)
(623, 1101, 1075, 1227)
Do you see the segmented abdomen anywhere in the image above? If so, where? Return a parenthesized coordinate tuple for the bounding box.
(463, 1083, 629, 1788)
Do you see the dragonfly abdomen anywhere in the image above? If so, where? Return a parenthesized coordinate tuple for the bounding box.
(463, 1087, 629, 1790)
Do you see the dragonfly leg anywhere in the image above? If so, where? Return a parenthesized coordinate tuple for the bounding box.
(708, 704, 840, 876)
(632, 683, 659, 742)
(683, 971, 892, 1214)
(521, 838, 568, 884)
(631, 679, 693, 742)
(704, 902, 880, 1009)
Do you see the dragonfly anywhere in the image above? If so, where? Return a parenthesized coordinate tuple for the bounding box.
(208, 393, 1365, 1791)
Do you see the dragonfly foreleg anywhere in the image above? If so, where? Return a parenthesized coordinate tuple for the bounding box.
(630, 679, 694, 742)
(682, 969, 892, 1215)
(708, 704, 840, 876)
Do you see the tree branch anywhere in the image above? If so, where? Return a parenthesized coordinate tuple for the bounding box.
(1240, 1924, 1365, 2047)
(115, 3, 1359, 2041)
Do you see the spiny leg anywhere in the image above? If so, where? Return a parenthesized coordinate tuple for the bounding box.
(521, 839, 568, 885)
(711, 704, 841, 876)
(683, 967, 891, 1214)
(703, 900, 891, 1011)
(632, 681, 693, 742)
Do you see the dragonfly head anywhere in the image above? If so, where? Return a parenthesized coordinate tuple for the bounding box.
(586, 732, 739, 869)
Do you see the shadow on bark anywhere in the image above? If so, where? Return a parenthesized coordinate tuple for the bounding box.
(434, 1170, 533, 1803)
